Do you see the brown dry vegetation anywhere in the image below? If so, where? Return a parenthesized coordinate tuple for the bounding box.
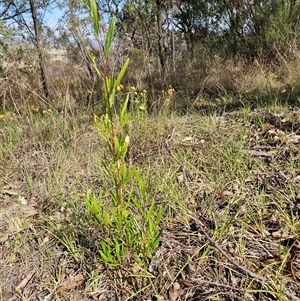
(1, 81, 300, 300)
(1, 34, 300, 300)
(2, 1, 300, 299)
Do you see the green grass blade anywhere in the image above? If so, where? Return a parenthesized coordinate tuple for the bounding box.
(146, 200, 155, 224)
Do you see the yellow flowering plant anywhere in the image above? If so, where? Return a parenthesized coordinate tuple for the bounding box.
(160, 85, 175, 113)
(80, 0, 162, 268)
(162, 85, 175, 103)
(128, 86, 148, 112)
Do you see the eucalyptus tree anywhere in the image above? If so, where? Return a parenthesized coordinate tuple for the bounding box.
(172, 0, 214, 61)
(0, 1, 30, 20)
(212, 0, 300, 61)
(28, 0, 49, 97)
(243, 0, 300, 61)
(98, 0, 174, 74)
(56, 0, 95, 77)
(0, 0, 61, 98)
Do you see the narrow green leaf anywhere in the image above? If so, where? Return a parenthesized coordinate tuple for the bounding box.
(103, 116, 112, 134)
(134, 168, 145, 193)
(125, 229, 132, 245)
(85, 192, 102, 223)
(90, 0, 99, 36)
(131, 196, 143, 212)
(114, 208, 122, 228)
(120, 112, 131, 129)
(99, 250, 112, 263)
(146, 200, 155, 224)
(120, 93, 130, 120)
(115, 240, 120, 256)
(102, 207, 112, 226)
(103, 76, 111, 93)
(109, 90, 115, 108)
(146, 176, 152, 195)
(88, 53, 101, 75)
(112, 194, 118, 206)
(120, 164, 127, 183)
(100, 240, 108, 253)
(113, 136, 120, 154)
(123, 208, 130, 220)
(126, 167, 137, 183)
(115, 58, 130, 87)
(104, 17, 116, 58)
(152, 229, 163, 249)
(156, 206, 163, 223)
(79, 0, 88, 9)
(120, 141, 128, 160)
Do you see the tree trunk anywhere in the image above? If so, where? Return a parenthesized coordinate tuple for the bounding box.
(29, 0, 49, 98)
(156, 0, 165, 74)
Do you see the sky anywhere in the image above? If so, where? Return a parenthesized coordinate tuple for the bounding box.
(43, 4, 65, 30)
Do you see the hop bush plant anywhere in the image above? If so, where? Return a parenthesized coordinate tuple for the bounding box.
(80, 0, 163, 269)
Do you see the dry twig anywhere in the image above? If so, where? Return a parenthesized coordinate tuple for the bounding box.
(188, 214, 300, 301)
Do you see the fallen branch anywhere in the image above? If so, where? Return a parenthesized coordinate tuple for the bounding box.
(187, 214, 300, 301)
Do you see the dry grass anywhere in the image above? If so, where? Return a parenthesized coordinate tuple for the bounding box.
(1, 97, 300, 300)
